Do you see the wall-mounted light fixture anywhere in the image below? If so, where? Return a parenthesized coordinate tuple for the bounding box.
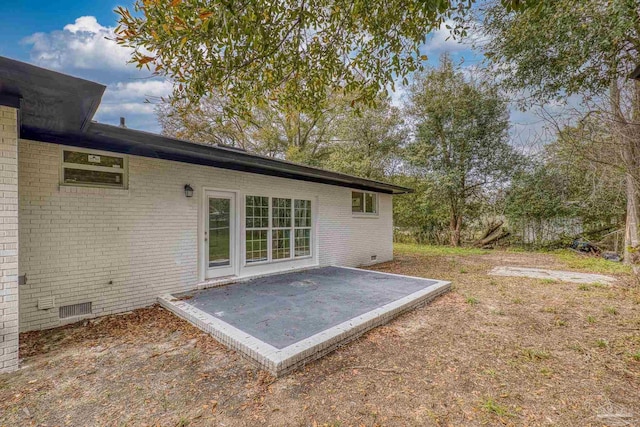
(184, 184, 194, 198)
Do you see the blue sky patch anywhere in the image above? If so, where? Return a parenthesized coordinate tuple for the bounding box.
(0, 2, 555, 144)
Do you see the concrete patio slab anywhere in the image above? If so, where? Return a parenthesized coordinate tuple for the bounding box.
(159, 266, 450, 376)
(489, 266, 616, 285)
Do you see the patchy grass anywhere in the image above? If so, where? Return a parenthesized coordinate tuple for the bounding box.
(394, 243, 489, 257)
(481, 398, 513, 417)
(605, 306, 619, 315)
(521, 348, 551, 361)
(465, 296, 479, 305)
(1, 243, 638, 426)
(551, 250, 631, 274)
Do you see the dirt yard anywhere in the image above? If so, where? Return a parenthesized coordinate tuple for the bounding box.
(1, 245, 639, 426)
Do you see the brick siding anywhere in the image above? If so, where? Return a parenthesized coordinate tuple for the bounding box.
(18, 139, 393, 332)
(0, 106, 19, 372)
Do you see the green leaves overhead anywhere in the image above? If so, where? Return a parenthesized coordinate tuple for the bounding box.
(481, 0, 640, 102)
(114, 0, 533, 113)
(324, 98, 407, 180)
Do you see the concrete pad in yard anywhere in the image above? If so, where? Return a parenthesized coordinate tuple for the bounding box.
(159, 266, 450, 376)
(489, 266, 615, 284)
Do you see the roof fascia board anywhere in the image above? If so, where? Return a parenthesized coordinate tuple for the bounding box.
(22, 126, 411, 194)
(88, 123, 413, 194)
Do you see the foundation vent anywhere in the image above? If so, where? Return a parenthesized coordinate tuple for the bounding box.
(59, 302, 92, 319)
(371, 255, 377, 261)
(37, 297, 55, 310)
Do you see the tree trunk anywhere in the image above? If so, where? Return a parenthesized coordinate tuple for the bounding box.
(615, 79, 640, 267)
(450, 213, 462, 247)
(473, 221, 506, 247)
(624, 173, 640, 264)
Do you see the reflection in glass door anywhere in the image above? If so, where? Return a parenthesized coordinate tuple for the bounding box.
(208, 198, 230, 267)
(204, 191, 236, 278)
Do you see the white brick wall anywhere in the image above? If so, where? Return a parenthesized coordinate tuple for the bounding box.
(0, 106, 19, 372)
(18, 139, 393, 332)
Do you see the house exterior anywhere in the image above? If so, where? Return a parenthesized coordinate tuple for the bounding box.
(0, 57, 410, 373)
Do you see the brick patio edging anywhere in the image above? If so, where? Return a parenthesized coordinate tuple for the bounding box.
(158, 267, 451, 376)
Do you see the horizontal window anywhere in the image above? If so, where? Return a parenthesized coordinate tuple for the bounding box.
(63, 168, 124, 187)
(64, 151, 124, 168)
(352, 191, 377, 214)
(61, 149, 127, 189)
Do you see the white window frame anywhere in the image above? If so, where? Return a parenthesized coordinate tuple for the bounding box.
(271, 197, 293, 261)
(244, 195, 313, 265)
(244, 196, 270, 264)
(293, 199, 312, 258)
(352, 191, 379, 216)
(60, 147, 128, 189)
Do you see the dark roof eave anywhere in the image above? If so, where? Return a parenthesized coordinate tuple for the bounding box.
(0, 56, 412, 195)
(0, 56, 105, 133)
(22, 124, 414, 195)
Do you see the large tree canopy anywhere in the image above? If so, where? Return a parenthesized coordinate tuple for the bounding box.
(406, 55, 520, 246)
(324, 98, 406, 180)
(480, 0, 640, 263)
(157, 92, 350, 165)
(481, 0, 640, 102)
(115, 0, 529, 113)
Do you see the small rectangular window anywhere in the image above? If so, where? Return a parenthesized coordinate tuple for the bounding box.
(62, 149, 127, 188)
(352, 191, 377, 215)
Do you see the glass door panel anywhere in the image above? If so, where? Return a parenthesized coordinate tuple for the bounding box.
(208, 197, 230, 267)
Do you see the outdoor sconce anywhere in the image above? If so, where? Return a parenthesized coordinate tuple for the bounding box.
(184, 184, 194, 198)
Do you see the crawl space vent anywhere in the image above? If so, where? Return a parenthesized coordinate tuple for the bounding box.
(37, 297, 55, 310)
(371, 255, 377, 261)
(59, 302, 92, 319)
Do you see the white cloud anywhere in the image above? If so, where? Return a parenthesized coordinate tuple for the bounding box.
(422, 20, 471, 55)
(109, 80, 173, 99)
(95, 79, 173, 132)
(63, 16, 105, 34)
(21, 16, 170, 132)
(23, 16, 135, 73)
